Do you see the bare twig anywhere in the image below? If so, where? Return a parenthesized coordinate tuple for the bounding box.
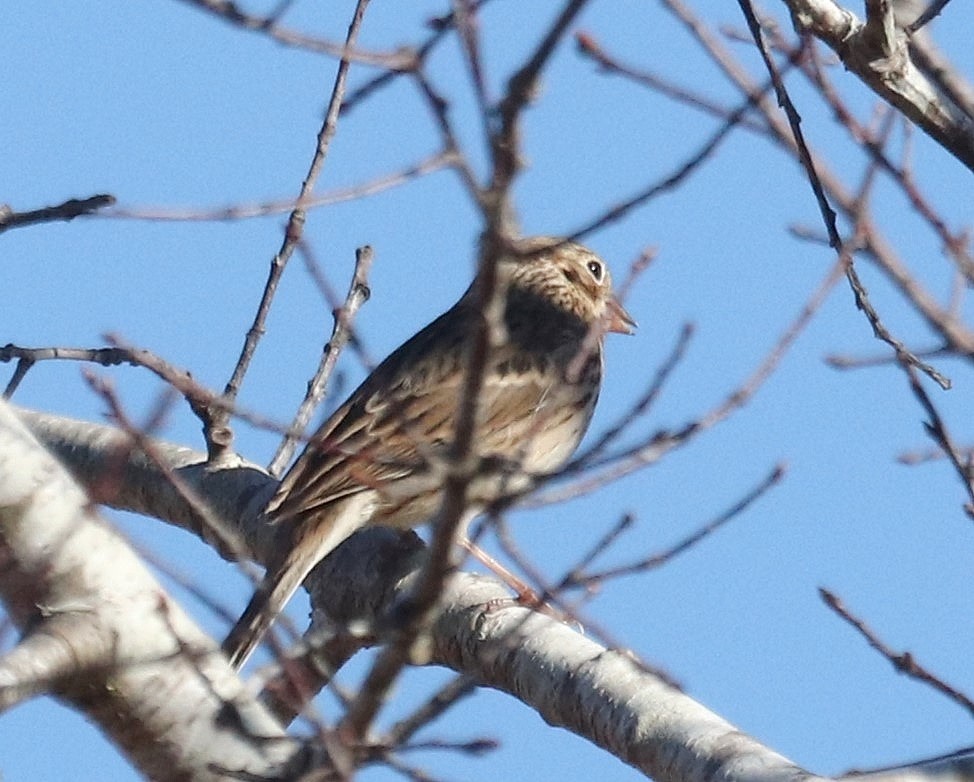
(841, 259, 950, 388)
(296, 240, 376, 370)
(175, 0, 411, 66)
(105, 152, 456, 222)
(568, 33, 802, 241)
(901, 364, 974, 514)
(906, 0, 954, 32)
(1, 340, 232, 456)
(452, 0, 492, 133)
(0, 341, 317, 448)
(217, 0, 372, 461)
(575, 31, 771, 134)
(535, 253, 845, 506)
(821, 588, 974, 718)
(837, 156, 952, 389)
(907, 31, 974, 123)
(624, 0, 974, 368)
(774, 31, 974, 280)
(824, 344, 949, 371)
(897, 443, 974, 466)
(738, 0, 841, 248)
(339, 4, 594, 743)
(0, 194, 115, 234)
(341, 0, 496, 115)
(479, 514, 685, 690)
(383, 674, 479, 746)
(411, 68, 483, 200)
(566, 464, 786, 588)
(734, 7, 954, 388)
(338, 245, 494, 740)
(269, 245, 375, 476)
(487, 0, 591, 225)
(2, 345, 139, 398)
(572, 322, 693, 468)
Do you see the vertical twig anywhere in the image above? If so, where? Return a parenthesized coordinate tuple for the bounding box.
(213, 0, 372, 463)
(269, 246, 374, 476)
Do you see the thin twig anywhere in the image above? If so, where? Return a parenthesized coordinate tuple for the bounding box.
(218, 0, 371, 460)
(296, 239, 376, 370)
(2, 345, 138, 398)
(487, 0, 591, 224)
(452, 0, 492, 135)
(0, 340, 318, 446)
(339, 4, 593, 742)
(842, 259, 950, 388)
(575, 32, 770, 134)
(562, 513, 636, 587)
(479, 513, 684, 689)
(566, 464, 785, 588)
(835, 154, 951, 389)
(781, 31, 974, 280)
(534, 253, 845, 507)
(340, 0, 496, 115)
(338, 243, 494, 740)
(571, 322, 693, 468)
(901, 364, 974, 515)
(175, 0, 411, 66)
(105, 152, 456, 222)
(897, 444, 974, 466)
(739, 6, 953, 388)
(656, 0, 974, 363)
(906, 0, 954, 32)
(824, 344, 949, 371)
(1, 340, 229, 456)
(411, 69, 482, 201)
(269, 246, 374, 476)
(821, 587, 974, 718)
(737, 0, 841, 248)
(0, 194, 115, 234)
(566, 43, 803, 242)
(384, 675, 479, 746)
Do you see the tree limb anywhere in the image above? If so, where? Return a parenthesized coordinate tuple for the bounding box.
(784, 0, 974, 171)
(0, 399, 301, 781)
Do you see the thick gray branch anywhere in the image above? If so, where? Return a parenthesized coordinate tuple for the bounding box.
(14, 405, 277, 559)
(11, 406, 974, 781)
(784, 0, 974, 171)
(0, 400, 301, 781)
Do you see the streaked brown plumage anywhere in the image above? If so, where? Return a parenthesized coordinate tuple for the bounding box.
(222, 237, 635, 669)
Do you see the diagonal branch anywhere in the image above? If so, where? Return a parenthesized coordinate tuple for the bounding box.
(218, 0, 372, 461)
(783, 0, 974, 171)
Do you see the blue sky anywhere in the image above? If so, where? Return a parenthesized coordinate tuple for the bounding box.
(3, 2, 974, 780)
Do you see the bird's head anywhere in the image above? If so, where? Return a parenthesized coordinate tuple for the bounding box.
(500, 236, 637, 336)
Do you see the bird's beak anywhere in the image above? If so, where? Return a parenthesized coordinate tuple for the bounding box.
(605, 297, 637, 335)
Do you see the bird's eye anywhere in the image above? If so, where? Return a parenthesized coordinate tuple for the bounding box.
(586, 260, 604, 281)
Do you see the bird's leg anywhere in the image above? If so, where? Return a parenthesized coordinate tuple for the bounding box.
(457, 537, 582, 628)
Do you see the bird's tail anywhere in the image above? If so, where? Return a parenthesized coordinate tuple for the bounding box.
(221, 547, 314, 670)
(222, 499, 374, 670)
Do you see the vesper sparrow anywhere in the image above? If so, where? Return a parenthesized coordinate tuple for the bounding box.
(223, 237, 635, 668)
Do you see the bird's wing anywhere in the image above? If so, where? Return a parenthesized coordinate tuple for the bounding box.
(267, 303, 596, 525)
(266, 305, 472, 524)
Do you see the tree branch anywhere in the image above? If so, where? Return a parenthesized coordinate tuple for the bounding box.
(0, 399, 301, 780)
(784, 0, 974, 171)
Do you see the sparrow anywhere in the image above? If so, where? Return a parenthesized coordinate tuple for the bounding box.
(223, 236, 636, 669)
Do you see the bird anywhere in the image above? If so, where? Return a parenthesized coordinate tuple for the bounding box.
(222, 236, 636, 669)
